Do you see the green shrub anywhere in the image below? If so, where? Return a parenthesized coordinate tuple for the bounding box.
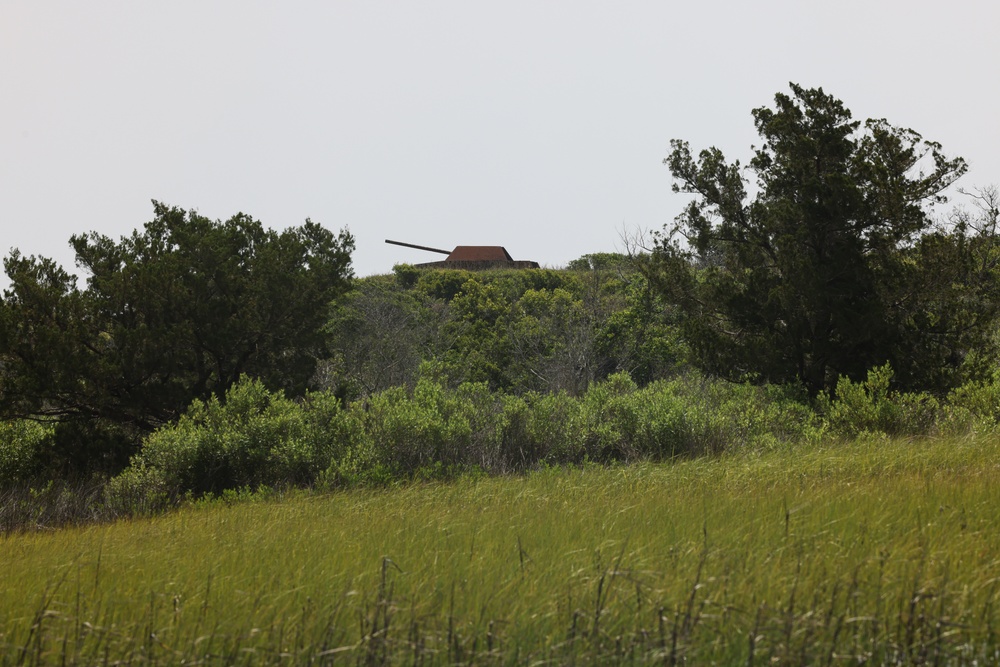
(619, 375, 819, 458)
(698, 380, 818, 451)
(577, 372, 640, 460)
(362, 377, 473, 476)
(824, 364, 940, 438)
(321, 447, 390, 487)
(629, 383, 692, 458)
(392, 263, 420, 288)
(112, 377, 356, 499)
(299, 391, 365, 474)
(0, 420, 54, 487)
(101, 368, 831, 508)
(102, 463, 174, 517)
(494, 393, 539, 472)
(147, 378, 304, 493)
(415, 269, 475, 301)
(525, 391, 584, 463)
(451, 381, 507, 473)
(942, 379, 1000, 434)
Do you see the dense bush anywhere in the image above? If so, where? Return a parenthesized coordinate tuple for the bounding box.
(108, 378, 360, 503)
(16, 360, 992, 527)
(572, 373, 821, 461)
(942, 378, 1000, 434)
(0, 417, 138, 489)
(822, 364, 941, 438)
(325, 265, 686, 397)
(363, 379, 474, 474)
(0, 420, 53, 486)
(107, 370, 828, 507)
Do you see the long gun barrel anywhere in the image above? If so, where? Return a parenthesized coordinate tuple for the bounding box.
(385, 239, 451, 255)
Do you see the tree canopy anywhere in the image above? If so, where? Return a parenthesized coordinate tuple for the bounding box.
(651, 83, 996, 393)
(0, 202, 354, 433)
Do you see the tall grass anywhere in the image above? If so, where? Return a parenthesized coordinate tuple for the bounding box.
(2, 436, 999, 664)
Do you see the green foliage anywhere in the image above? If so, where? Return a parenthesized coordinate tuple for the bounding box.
(823, 364, 940, 438)
(108, 369, 825, 503)
(940, 376, 1000, 435)
(351, 373, 548, 479)
(102, 463, 173, 517)
(0, 420, 53, 486)
(522, 390, 584, 463)
(362, 379, 474, 475)
(574, 372, 820, 461)
(415, 268, 476, 300)
(948, 379, 1000, 424)
(444, 382, 532, 474)
(0, 202, 354, 448)
(891, 221, 1000, 390)
(505, 287, 594, 394)
(114, 377, 355, 498)
(323, 277, 445, 398)
(654, 83, 988, 394)
(443, 278, 513, 387)
(565, 252, 630, 272)
(391, 262, 420, 288)
(36, 358, 1000, 522)
(592, 271, 688, 384)
(577, 371, 640, 460)
(326, 260, 685, 398)
(47, 419, 141, 480)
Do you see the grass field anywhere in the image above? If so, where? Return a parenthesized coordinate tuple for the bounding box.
(2, 436, 1000, 665)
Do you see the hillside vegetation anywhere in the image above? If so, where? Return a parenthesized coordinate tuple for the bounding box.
(1, 83, 999, 523)
(4, 80, 1000, 664)
(0, 84, 1000, 500)
(3, 353, 1000, 530)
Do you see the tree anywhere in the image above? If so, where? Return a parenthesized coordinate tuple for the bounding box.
(652, 83, 983, 393)
(0, 202, 355, 438)
(322, 276, 447, 398)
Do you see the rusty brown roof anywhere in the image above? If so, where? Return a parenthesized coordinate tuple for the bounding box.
(446, 246, 513, 262)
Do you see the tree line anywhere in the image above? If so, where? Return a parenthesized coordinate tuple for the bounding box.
(2, 83, 999, 500)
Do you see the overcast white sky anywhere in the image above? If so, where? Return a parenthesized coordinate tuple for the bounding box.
(2, 1, 998, 282)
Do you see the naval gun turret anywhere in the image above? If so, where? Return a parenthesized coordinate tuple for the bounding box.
(385, 239, 539, 269)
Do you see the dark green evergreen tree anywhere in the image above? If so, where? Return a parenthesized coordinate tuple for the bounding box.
(652, 84, 988, 393)
(0, 202, 354, 433)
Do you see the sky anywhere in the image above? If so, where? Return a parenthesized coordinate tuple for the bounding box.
(2, 1, 999, 283)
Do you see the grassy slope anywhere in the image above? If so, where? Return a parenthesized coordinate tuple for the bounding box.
(2, 437, 1000, 665)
